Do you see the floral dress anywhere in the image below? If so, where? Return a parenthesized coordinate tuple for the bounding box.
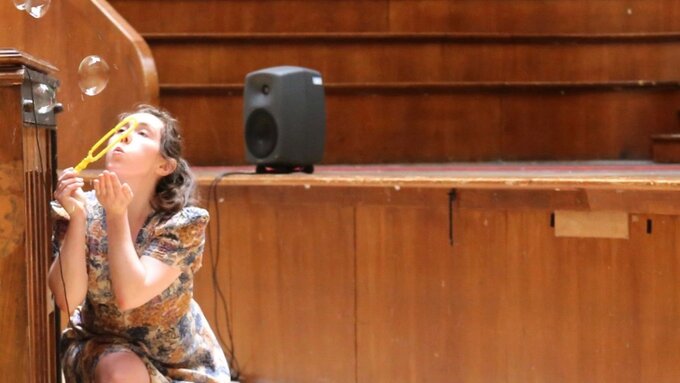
(52, 191, 231, 382)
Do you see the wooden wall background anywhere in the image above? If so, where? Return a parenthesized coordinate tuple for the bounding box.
(109, 0, 680, 165)
(110, 0, 680, 34)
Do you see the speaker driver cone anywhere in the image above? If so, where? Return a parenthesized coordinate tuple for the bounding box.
(245, 108, 278, 159)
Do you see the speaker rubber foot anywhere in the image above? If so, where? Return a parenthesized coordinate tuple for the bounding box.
(256, 165, 315, 174)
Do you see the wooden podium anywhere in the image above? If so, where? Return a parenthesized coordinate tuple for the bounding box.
(0, 49, 59, 383)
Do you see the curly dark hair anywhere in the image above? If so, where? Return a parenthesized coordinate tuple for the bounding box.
(119, 104, 197, 216)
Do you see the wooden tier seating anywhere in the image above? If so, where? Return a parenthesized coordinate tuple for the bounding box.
(652, 129, 680, 162)
(109, 0, 680, 165)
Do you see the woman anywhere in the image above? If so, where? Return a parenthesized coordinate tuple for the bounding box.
(48, 105, 231, 382)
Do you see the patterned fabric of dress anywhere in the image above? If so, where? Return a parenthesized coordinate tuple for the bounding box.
(52, 191, 231, 382)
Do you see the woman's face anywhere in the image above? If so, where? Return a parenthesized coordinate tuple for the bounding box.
(105, 112, 167, 179)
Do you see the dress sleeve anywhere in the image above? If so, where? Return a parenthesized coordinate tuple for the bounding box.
(50, 200, 70, 258)
(144, 207, 210, 274)
(50, 191, 97, 257)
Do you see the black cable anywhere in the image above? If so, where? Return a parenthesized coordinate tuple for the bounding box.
(206, 170, 255, 381)
(26, 70, 70, 383)
(26, 70, 75, 325)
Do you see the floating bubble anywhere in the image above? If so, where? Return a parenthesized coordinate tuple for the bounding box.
(13, 0, 28, 11)
(32, 83, 56, 114)
(78, 55, 110, 96)
(25, 0, 50, 18)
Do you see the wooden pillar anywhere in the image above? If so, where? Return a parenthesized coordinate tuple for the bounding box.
(0, 48, 59, 383)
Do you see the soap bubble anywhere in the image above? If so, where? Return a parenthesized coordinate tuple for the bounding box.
(78, 55, 110, 96)
(13, 0, 27, 11)
(26, 0, 50, 18)
(32, 83, 56, 114)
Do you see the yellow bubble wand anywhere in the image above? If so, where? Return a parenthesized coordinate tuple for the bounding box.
(73, 116, 139, 173)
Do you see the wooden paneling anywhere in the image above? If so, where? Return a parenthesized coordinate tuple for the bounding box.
(0, 86, 30, 383)
(111, 0, 680, 34)
(192, 191, 233, 364)
(0, 0, 157, 169)
(652, 134, 680, 162)
(498, 90, 680, 160)
(160, 91, 245, 165)
(390, 0, 680, 34)
(110, 0, 388, 34)
(356, 205, 509, 382)
(630, 214, 680, 382)
(504, 210, 573, 382)
(193, 188, 357, 383)
(193, 181, 680, 382)
(504, 212, 635, 382)
(149, 36, 680, 84)
(162, 88, 680, 165)
(0, 56, 57, 383)
(459, 189, 680, 216)
(513, 212, 680, 383)
(162, 89, 505, 166)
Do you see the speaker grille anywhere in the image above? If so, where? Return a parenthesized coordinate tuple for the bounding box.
(245, 108, 278, 159)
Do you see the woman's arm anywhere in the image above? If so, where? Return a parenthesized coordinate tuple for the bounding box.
(105, 212, 181, 310)
(96, 171, 181, 311)
(47, 170, 88, 315)
(48, 215, 88, 315)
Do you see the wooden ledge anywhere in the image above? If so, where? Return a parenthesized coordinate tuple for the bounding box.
(652, 134, 680, 142)
(143, 32, 680, 44)
(187, 163, 680, 191)
(160, 81, 680, 95)
(71, 163, 680, 213)
(0, 48, 58, 73)
(185, 164, 680, 214)
(652, 134, 680, 163)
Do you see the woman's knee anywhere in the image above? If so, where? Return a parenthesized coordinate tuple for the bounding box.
(94, 351, 150, 383)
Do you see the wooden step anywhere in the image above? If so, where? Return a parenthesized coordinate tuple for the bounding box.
(159, 82, 680, 166)
(159, 80, 680, 94)
(110, 0, 680, 34)
(652, 134, 680, 162)
(146, 32, 680, 85)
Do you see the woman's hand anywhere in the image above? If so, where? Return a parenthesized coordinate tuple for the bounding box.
(94, 170, 133, 217)
(54, 168, 87, 219)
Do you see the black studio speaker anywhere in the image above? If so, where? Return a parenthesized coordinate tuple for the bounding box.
(243, 66, 326, 174)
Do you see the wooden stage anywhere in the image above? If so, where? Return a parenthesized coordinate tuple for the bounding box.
(195, 161, 680, 189)
(180, 161, 680, 383)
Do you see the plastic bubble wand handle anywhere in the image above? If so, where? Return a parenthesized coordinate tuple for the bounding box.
(73, 116, 139, 173)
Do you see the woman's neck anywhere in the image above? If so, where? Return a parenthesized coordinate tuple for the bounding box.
(119, 174, 158, 224)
